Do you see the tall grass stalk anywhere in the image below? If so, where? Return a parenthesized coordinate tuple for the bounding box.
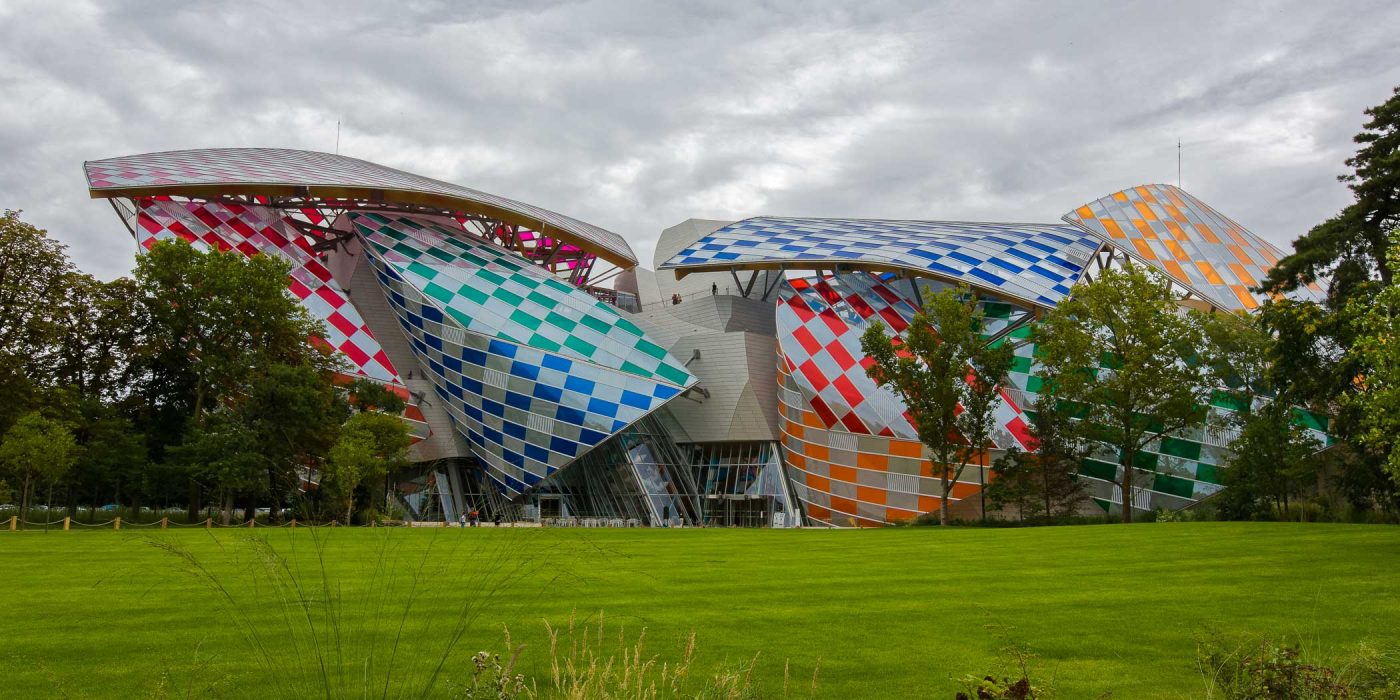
(146, 527, 559, 698)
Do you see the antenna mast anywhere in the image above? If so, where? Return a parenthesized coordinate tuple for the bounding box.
(336, 120, 341, 155)
(1177, 138, 1182, 188)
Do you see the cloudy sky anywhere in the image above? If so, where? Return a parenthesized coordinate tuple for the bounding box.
(2, 0, 1399, 281)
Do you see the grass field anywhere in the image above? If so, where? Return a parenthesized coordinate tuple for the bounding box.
(1, 522, 1398, 698)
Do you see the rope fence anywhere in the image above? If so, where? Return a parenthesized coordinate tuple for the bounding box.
(1, 515, 410, 531)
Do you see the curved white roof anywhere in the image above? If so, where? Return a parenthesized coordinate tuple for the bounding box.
(84, 147, 637, 267)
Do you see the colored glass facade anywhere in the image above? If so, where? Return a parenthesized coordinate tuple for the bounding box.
(356, 211, 695, 494)
(1061, 184, 1326, 311)
(89, 148, 1328, 527)
(664, 216, 1103, 308)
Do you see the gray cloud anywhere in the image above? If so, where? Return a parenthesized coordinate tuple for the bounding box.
(1, 0, 1398, 280)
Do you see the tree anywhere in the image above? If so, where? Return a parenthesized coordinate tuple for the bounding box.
(50, 275, 144, 403)
(984, 401, 1089, 522)
(0, 412, 78, 523)
(240, 362, 347, 521)
(0, 210, 74, 379)
(1032, 267, 1216, 523)
(1218, 401, 1322, 520)
(0, 210, 76, 434)
(132, 239, 345, 519)
(860, 284, 1010, 525)
(1347, 231, 1400, 482)
(67, 397, 148, 521)
(957, 333, 1015, 522)
(1263, 85, 1400, 296)
(349, 378, 406, 414)
(1025, 398, 1091, 519)
(1256, 86, 1400, 506)
(323, 411, 410, 523)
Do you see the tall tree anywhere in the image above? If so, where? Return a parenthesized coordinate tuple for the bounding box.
(51, 274, 145, 402)
(0, 210, 74, 434)
(860, 285, 1009, 525)
(1032, 267, 1216, 523)
(957, 331, 1015, 522)
(1347, 231, 1400, 481)
(0, 412, 78, 524)
(1218, 400, 1322, 520)
(0, 210, 73, 377)
(1256, 85, 1400, 506)
(323, 411, 410, 523)
(1028, 397, 1092, 519)
(1262, 85, 1400, 295)
(132, 239, 344, 519)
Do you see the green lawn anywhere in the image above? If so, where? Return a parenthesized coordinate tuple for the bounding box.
(1, 522, 1397, 698)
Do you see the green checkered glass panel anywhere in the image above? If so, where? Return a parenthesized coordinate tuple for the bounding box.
(351, 212, 694, 388)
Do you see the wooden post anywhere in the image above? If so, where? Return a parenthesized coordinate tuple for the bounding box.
(114, 517, 121, 531)
(247, 519, 254, 528)
(330, 520, 337, 528)
(290, 519, 297, 528)
(10, 515, 17, 531)
(205, 517, 212, 529)
(161, 518, 168, 530)
(63, 517, 70, 531)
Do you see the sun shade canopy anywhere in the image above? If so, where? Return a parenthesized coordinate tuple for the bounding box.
(1062, 183, 1325, 312)
(659, 216, 1103, 309)
(85, 147, 637, 267)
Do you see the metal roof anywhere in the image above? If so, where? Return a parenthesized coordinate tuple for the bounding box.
(84, 147, 637, 267)
(1062, 184, 1326, 311)
(658, 216, 1103, 309)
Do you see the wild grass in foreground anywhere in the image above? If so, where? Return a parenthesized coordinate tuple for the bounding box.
(141, 527, 552, 698)
(140, 529, 811, 699)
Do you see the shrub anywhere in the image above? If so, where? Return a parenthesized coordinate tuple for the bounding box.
(1197, 635, 1400, 699)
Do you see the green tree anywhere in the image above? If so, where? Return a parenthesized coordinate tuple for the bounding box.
(349, 378, 406, 414)
(133, 239, 345, 519)
(1263, 85, 1400, 295)
(51, 275, 144, 402)
(984, 400, 1090, 522)
(1347, 231, 1400, 481)
(0, 210, 74, 376)
(66, 397, 148, 520)
(324, 411, 410, 523)
(860, 284, 1009, 525)
(1027, 398, 1091, 519)
(0, 412, 78, 523)
(958, 332, 1015, 522)
(1257, 86, 1400, 508)
(1032, 267, 1215, 523)
(1218, 401, 1322, 520)
(985, 448, 1038, 521)
(0, 210, 76, 433)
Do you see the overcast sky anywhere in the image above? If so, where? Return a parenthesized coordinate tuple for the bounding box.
(2, 0, 1399, 281)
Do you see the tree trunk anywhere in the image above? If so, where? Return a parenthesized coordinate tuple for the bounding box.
(220, 490, 233, 526)
(1042, 458, 1053, 520)
(346, 495, 354, 526)
(186, 479, 200, 523)
(20, 474, 32, 526)
(1120, 451, 1135, 524)
(978, 448, 987, 523)
(939, 471, 950, 526)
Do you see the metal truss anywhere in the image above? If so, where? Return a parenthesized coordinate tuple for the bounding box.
(1073, 243, 1220, 312)
(125, 194, 605, 286)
